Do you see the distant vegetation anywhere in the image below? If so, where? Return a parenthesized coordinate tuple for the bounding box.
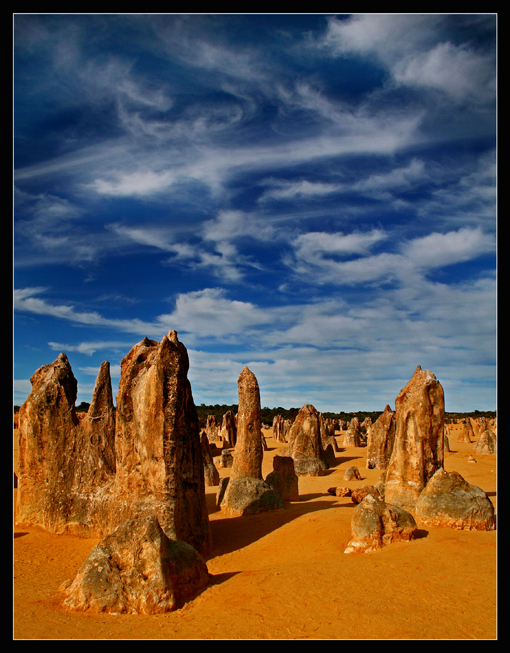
(195, 405, 496, 429)
(14, 403, 496, 428)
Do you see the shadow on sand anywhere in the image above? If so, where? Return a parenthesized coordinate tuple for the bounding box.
(205, 493, 353, 562)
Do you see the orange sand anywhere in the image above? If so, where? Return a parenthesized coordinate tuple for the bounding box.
(13, 425, 497, 640)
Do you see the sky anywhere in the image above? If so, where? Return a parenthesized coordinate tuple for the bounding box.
(13, 13, 497, 413)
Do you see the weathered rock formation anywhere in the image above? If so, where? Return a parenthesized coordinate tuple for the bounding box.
(473, 430, 497, 455)
(112, 331, 211, 555)
(201, 432, 220, 486)
(215, 477, 229, 508)
(283, 404, 330, 476)
(265, 455, 299, 501)
(384, 366, 445, 512)
(343, 466, 362, 481)
(360, 417, 372, 432)
(214, 449, 234, 468)
(366, 405, 395, 470)
(415, 469, 495, 531)
(16, 331, 212, 557)
(351, 485, 382, 504)
(221, 367, 283, 516)
(16, 354, 116, 534)
(327, 486, 352, 497)
(343, 417, 362, 447)
(60, 515, 209, 614)
(320, 414, 340, 455)
(205, 415, 220, 443)
(77, 361, 117, 489)
(344, 494, 418, 554)
(272, 415, 292, 443)
(456, 420, 474, 443)
(444, 429, 451, 453)
(219, 410, 237, 448)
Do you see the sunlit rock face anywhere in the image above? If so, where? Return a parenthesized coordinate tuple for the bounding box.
(384, 366, 445, 512)
(113, 331, 212, 556)
(366, 405, 396, 470)
(16, 353, 116, 534)
(344, 494, 418, 554)
(284, 404, 331, 476)
(221, 367, 283, 516)
(60, 515, 210, 615)
(415, 469, 496, 531)
(16, 331, 212, 558)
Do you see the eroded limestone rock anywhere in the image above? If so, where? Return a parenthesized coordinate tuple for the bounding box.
(283, 404, 329, 476)
(343, 417, 361, 447)
(265, 455, 299, 501)
(201, 432, 220, 487)
(344, 494, 418, 554)
(112, 331, 211, 555)
(16, 354, 115, 534)
(343, 466, 362, 481)
(473, 430, 497, 455)
(351, 485, 382, 504)
(219, 410, 237, 448)
(366, 405, 395, 470)
(415, 469, 495, 531)
(221, 367, 283, 516)
(60, 515, 209, 614)
(16, 331, 212, 557)
(384, 366, 445, 512)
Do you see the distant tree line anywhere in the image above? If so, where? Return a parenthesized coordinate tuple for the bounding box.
(13, 403, 496, 429)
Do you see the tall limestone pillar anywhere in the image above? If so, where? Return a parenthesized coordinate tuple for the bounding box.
(384, 366, 445, 512)
(113, 331, 212, 556)
(221, 367, 283, 516)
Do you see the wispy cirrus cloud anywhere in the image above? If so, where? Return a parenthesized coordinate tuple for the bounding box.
(13, 15, 496, 412)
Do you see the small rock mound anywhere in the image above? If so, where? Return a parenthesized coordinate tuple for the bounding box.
(343, 466, 362, 481)
(60, 515, 209, 614)
(344, 494, 418, 554)
(415, 469, 495, 531)
(473, 430, 497, 455)
(265, 455, 299, 501)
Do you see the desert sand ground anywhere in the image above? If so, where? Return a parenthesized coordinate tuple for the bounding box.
(13, 424, 497, 640)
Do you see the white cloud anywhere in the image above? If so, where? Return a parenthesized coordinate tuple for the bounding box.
(401, 227, 495, 270)
(294, 229, 387, 259)
(315, 14, 495, 104)
(258, 178, 344, 202)
(155, 288, 273, 339)
(48, 340, 132, 356)
(316, 14, 438, 62)
(90, 169, 177, 197)
(352, 158, 427, 194)
(287, 226, 495, 287)
(79, 364, 121, 378)
(14, 273, 496, 412)
(392, 41, 495, 103)
(14, 287, 155, 334)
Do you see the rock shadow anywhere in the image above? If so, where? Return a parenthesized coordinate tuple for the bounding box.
(335, 455, 365, 466)
(206, 496, 345, 561)
(207, 571, 240, 586)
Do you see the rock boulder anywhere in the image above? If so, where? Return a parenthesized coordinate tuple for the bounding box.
(344, 494, 418, 554)
(60, 515, 209, 614)
(415, 469, 495, 531)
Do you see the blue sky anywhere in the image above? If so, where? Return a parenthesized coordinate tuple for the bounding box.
(13, 14, 497, 413)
